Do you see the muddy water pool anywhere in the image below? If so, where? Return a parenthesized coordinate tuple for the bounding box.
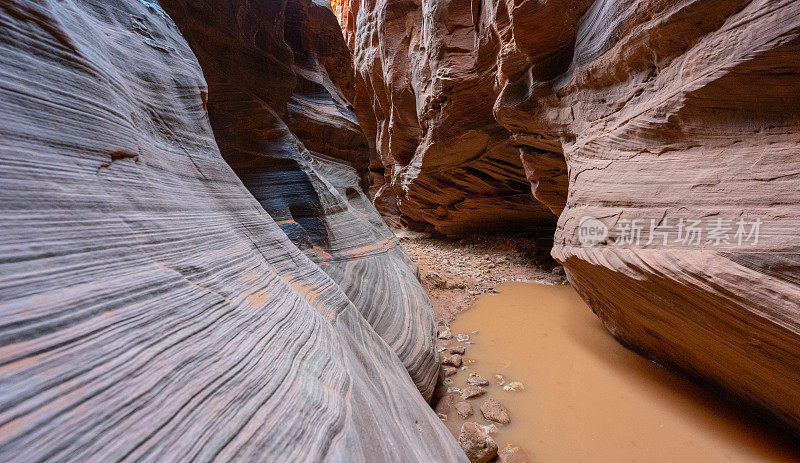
(440, 281, 800, 462)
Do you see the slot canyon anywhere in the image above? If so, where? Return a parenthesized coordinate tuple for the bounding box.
(0, 0, 798, 461)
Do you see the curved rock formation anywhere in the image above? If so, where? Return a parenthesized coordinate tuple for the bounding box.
(344, 0, 800, 433)
(159, 0, 440, 400)
(0, 0, 465, 460)
(534, 0, 800, 432)
(341, 0, 558, 236)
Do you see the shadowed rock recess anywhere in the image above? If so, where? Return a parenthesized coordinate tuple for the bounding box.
(342, 0, 800, 434)
(0, 0, 466, 461)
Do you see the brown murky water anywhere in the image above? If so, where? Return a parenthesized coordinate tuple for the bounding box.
(442, 281, 800, 462)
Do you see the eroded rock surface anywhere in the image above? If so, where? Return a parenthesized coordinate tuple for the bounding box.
(0, 0, 465, 460)
(458, 422, 498, 463)
(339, 0, 558, 236)
(159, 0, 440, 401)
(509, 0, 800, 433)
(343, 0, 800, 433)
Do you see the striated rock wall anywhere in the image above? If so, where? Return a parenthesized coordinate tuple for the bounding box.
(344, 0, 800, 432)
(536, 0, 800, 432)
(342, 0, 558, 236)
(0, 0, 465, 460)
(159, 0, 440, 401)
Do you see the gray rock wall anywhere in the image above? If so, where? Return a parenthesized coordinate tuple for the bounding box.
(0, 0, 465, 460)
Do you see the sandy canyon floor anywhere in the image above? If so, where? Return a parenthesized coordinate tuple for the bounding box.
(400, 233, 567, 327)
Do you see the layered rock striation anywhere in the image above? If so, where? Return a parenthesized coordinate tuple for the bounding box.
(344, 0, 800, 433)
(340, 0, 558, 236)
(160, 0, 440, 401)
(0, 0, 464, 460)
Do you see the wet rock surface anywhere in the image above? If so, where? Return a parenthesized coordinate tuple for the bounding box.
(458, 422, 499, 463)
(454, 400, 475, 419)
(442, 354, 463, 368)
(467, 374, 490, 387)
(461, 386, 487, 400)
(443, 366, 459, 377)
(480, 398, 511, 425)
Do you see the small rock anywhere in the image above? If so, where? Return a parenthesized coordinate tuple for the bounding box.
(467, 373, 489, 386)
(434, 392, 455, 415)
(438, 327, 452, 340)
(450, 346, 466, 355)
(458, 422, 498, 463)
(441, 354, 463, 368)
(443, 366, 459, 377)
(426, 271, 448, 288)
(480, 398, 510, 424)
(503, 381, 525, 392)
(498, 444, 533, 463)
(454, 400, 473, 419)
(456, 333, 470, 342)
(461, 385, 486, 400)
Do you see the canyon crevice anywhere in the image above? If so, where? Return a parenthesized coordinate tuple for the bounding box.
(340, 0, 800, 435)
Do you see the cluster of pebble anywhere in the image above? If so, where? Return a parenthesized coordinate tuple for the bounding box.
(435, 329, 529, 463)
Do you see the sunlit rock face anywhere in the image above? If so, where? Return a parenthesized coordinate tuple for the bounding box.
(344, 0, 800, 432)
(0, 1, 465, 461)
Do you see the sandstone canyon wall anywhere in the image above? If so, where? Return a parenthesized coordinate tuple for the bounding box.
(344, 0, 800, 433)
(338, 0, 559, 235)
(0, 0, 465, 460)
(159, 0, 440, 400)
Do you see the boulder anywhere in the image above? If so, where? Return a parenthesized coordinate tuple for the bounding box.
(458, 422, 499, 463)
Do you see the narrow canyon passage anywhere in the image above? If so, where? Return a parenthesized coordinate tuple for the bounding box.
(438, 282, 800, 462)
(1, 0, 799, 461)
